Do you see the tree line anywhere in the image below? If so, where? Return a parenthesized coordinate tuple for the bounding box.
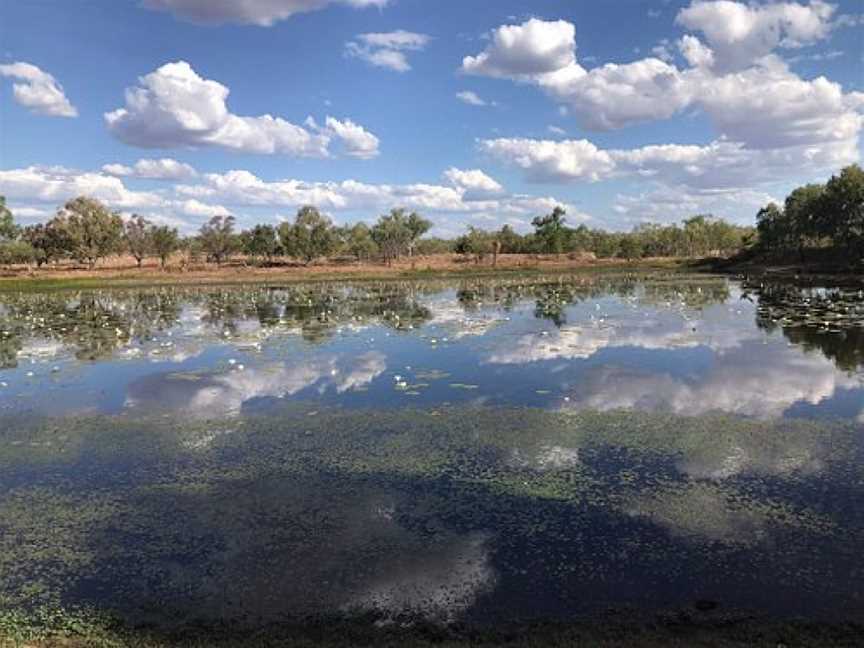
(755, 164, 864, 262)
(0, 197, 436, 269)
(451, 208, 751, 264)
(0, 194, 755, 270)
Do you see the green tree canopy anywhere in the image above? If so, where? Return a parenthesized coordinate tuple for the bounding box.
(532, 206, 568, 255)
(455, 226, 495, 263)
(371, 209, 414, 265)
(279, 206, 336, 265)
(822, 164, 864, 256)
(0, 196, 19, 242)
(57, 196, 124, 269)
(342, 222, 377, 261)
(496, 224, 524, 253)
(756, 202, 795, 257)
(0, 241, 37, 267)
(618, 236, 643, 260)
(22, 222, 72, 266)
(753, 165, 863, 263)
(405, 211, 431, 256)
(241, 224, 280, 263)
(150, 226, 180, 268)
(199, 215, 238, 266)
(124, 214, 153, 268)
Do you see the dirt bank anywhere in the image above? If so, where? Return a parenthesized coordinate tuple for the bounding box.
(0, 254, 686, 291)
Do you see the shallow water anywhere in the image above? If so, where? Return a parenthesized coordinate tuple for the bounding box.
(1, 274, 862, 626)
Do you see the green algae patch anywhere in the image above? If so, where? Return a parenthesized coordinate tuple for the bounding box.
(625, 479, 838, 545)
(1, 404, 862, 627)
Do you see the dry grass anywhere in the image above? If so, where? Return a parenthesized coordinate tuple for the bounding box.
(0, 254, 685, 290)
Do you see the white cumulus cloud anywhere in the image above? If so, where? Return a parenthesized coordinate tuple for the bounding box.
(694, 56, 863, 150)
(104, 61, 379, 158)
(460, 13, 864, 153)
(443, 168, 504, 200)
(321, 116, 380, 159)
(461, 18, 694, 130)
(0, 166, 164, 209)
(102, 158, 198, 180)
(0, 62, 77, 117)
(462, 18, 577, 79)
(465, 12, 863, 213)
(179, 199, 231, 218)
(676, 0, 837, 72)
(479, 138, 616, 183)
(538, 57, 695, 130)
(345, 30, 430, 72)
(143, 0, 389, 26)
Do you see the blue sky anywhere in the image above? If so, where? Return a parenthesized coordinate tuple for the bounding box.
(1, 0, 862, 235)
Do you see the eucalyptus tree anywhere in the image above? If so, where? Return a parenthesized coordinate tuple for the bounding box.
(682, 215, 710, 257)
(124, 214, 153, 268)
(783, 185, 825, 261)
(404, 210, 431, 257)
(532, 206, 568, 255)
(241, 224, 280, 264)
(22, 222, 72, 266)
(0, 196, 18, 241)
(199, 214, 238, 266)
(456, 226, 495, 263)
(756, 203, 790, 255)
(0, 197, 38, 268)
(371, 209, 412, 265)
(56, 196, 124, 269)
(618, 236, 643, 260)
(342, 222, 377, 262)
(0, 241, 37, 267)
(752, 165, 863, 260)
(822, 164, 864, 256)
(151, 225, 180, 268)
(279, 206, 336, 265)
(496, 224, 525, 253)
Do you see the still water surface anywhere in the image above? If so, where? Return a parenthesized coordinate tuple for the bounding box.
(1, 274, 862, 626)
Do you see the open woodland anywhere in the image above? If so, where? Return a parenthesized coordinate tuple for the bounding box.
(1, 165, 861, 283)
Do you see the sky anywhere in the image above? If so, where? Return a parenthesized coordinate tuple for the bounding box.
(0, 0, 862, 236)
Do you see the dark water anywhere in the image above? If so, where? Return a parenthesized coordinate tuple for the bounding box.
(1, 274, 862, 627)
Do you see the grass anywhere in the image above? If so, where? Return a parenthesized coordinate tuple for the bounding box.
(0, 256, 689, 293)
(2, 607, 863, 648)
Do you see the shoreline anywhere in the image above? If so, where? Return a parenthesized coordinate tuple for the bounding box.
(701, 256, 864, 285)
(2, 608, 862, 647)
(0, 255, 690, 292)
(1, 254, 860, 293)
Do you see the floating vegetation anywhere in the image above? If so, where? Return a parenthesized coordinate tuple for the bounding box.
(749, 282, 864, 371)
(0, 403, 862, 629)
(414, 369, 450, 381)
(1, 275, 863, 635)
(449, 383, 479, 390)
